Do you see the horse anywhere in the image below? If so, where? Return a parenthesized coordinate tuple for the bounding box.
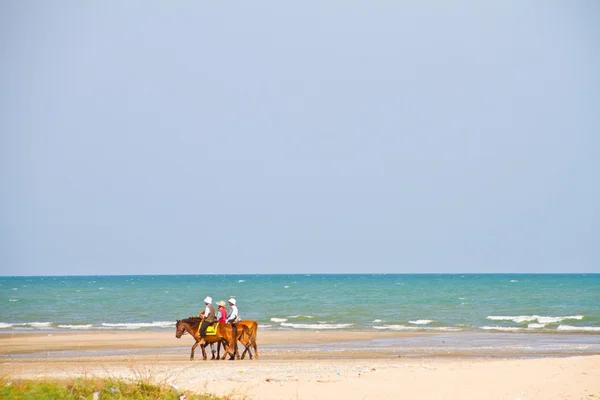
(237, 320, 259, 359)
(215, 320, 259, 360)
(175, 317, 239, 361)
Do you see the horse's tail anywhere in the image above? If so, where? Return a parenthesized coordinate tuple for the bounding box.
(232, 323, 238, 356)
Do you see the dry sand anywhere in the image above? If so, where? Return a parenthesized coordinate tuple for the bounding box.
(1, 331, 599, 399)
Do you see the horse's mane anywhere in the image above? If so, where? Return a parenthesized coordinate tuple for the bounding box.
(181, 316, 201, 324)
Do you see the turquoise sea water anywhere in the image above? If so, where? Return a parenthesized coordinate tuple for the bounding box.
(1, 274, 599, 334)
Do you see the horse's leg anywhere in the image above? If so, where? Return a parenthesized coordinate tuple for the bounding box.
(251, 336, 258, 359)
(239, 339, 251, 360)
(201, 343, 208, 360)
(219, 339, 229, 360)
(191, 340, 200, 361)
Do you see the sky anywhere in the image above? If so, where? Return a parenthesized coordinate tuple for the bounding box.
(1, 2, 599, 276)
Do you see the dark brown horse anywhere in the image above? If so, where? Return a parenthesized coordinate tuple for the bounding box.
(175, 317, 238, 360)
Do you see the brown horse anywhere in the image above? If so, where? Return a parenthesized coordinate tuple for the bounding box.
(175, 317, 238, 360)
(215, 320, 258, 360)
(237, 320, 259, 359)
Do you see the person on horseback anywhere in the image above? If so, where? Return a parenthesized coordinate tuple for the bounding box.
(207, 300, 228, 359)
(226, 298, 240, 323)
(198, 296, 216, 346)
(216, 300, 228, 323)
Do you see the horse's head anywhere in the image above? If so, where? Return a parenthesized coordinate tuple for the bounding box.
(175, 320, 186, 338)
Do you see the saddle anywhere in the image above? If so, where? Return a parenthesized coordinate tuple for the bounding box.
(206, 323, 218, 336)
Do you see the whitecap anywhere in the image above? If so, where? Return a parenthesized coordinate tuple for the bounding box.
(527, 323, 546, 329)
(434, 327, 463, 332)
(0, 322, 14, 329)
(101, 321, 173, 329)
(284, 285, 289, 288)
(487, 315, 536, 323)
(280, 322, 353, 330)
(270, 318, 288, 323)
(9, 299, 18, 302)
(372, 319, 382, 323)
(28, 322, 53, 328)
(510, 280, 518, 283)
(480, 326, 524, 332)
(409, 319, 434, 325)
(487, 315, 584, 324)
(58, 324, 94, 330)
(374, 325, 417, 331)
(238, 280, 245, 283)
(375, 324, 461, 332)
(538, 316, 583, 324)
(557, 325, 600, 332)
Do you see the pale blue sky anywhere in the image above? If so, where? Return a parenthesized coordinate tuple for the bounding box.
(1, 2, 599, 276)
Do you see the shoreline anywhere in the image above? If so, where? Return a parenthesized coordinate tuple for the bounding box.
(2, 330, 599, 358)
(1, 331, 599, 399)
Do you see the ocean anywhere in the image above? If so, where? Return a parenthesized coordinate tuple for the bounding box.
(1, 274, 599, 334)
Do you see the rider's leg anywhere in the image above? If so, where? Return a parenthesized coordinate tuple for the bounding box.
(199, 321, 208, 345)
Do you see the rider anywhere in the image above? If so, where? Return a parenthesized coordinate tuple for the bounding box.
(226, 298, 239, 323)
(216, 300, 228, 323)
(207, 300, 228, 359)
(198, 296, 216, 346)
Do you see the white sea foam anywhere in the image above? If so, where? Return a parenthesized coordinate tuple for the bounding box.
(0, 323, 13, 329)
(557, 325, 600, 332)
(288, 315, 314, 319)
(409, 319, 434, 325)
(284, 285, 289, 288)
(58, 324, 94, 330)
(527, 323, 546, 329)
(510, 280, 518, 283)
(101, 321, 173, 329)
(373, 325, 417, 331)
(375, 325, 462, 332)
(9, 299, 18, 302)
(238, 280, 245, 283)
(28, 322, 52, 328)
(487, 315, 583, 324)
(372, 319, 382, 323)
(480, 326, 524, 332)
(280, 322, 354, 330)
(270, 318, 288, 323)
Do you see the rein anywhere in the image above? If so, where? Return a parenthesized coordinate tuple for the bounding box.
(177, 319, 199, 337)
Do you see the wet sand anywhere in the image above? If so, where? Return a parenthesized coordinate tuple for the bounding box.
(1, 331, 599, 399)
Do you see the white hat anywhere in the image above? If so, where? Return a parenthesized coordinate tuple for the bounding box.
(228, 298, 236, 305)
(204, 296, 212, 304)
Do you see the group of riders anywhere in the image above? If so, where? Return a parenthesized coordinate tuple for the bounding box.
(198, 296, 240, 357)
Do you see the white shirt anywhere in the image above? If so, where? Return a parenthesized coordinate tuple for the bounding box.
(226, 305, 239, 322)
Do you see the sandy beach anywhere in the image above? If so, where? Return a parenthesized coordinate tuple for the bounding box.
(1, 331, 599, 399)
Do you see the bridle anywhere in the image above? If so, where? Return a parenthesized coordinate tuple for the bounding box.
(175, 321, 187, 338)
